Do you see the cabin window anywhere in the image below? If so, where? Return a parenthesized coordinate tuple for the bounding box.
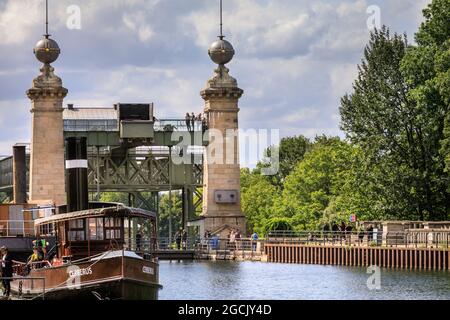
(68, 219, 85, 241)
(39, 223, 54, 236)
(105, 217, 122, 239)
(88, 218, 104, 240)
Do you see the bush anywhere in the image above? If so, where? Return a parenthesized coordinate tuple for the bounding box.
(263, 217, 293, 236)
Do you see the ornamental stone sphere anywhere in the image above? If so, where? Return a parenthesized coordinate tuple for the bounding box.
(208, 38, 235, 65)
(34, 37, 60, 64)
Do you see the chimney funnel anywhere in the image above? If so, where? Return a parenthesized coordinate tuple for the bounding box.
(65, 137, 89, 212)
(13, 145, 27, 204)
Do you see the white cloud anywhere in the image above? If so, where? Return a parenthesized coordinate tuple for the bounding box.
(330, 63, 359, 97)
(0, 0, 432, 158)
(0, 0, 41, 44)
(122, 11, 154, 42)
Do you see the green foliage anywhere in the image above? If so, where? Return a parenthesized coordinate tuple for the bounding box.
(158, 192, 182, 238)
(241, 168, 280, 235)
(402, 0, 450, 192)
(99, 192, 129, 205)
(263, 217, 293, 235)
(275, 138, 371, 230)
(340, 24, 449, 220)
(255, 135, 311, 187)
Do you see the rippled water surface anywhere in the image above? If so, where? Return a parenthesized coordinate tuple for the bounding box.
(159, 260, 450, 300)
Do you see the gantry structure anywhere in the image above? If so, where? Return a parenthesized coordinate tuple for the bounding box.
(0, 107, 205, 226)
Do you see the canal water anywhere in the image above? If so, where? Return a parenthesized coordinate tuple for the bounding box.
(159, 260, 450, 300)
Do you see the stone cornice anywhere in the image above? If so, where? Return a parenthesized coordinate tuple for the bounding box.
(204, 107, 240, 113)
(27, 87, 68, 100)
(30, 107, 64, 113)
(201, 86, 244, 100)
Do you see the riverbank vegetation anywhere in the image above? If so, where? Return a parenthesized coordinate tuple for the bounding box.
(242, 0, 450, 235)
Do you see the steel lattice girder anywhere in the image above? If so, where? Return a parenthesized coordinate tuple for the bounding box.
(87, 152, 203, 192)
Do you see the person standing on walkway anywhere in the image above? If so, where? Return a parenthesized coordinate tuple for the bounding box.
(175, 229, 182, 250)
(181, 229, 188, 250)
(190, 112, 196, 131)
(202, 115, 208, 134)
(340, 221, 347, 240)
(229, 230, 236, 251)
(0, 246, 13, 299)
(196, 113, 202, 131)
(185, 113, 191, 132)
(235, 229, 242, 250)
(251, 232, 259, 251)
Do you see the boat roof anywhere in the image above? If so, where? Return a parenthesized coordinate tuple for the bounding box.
(34, 205, 156, 226)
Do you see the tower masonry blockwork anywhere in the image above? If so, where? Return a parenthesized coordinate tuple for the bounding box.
(199, 65, 246, 236)
(27, 64, 68, 206)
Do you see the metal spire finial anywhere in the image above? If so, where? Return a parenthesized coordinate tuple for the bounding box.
(208, 0, 234, 66)
(34, 0, 60, 64)
(219, 0, 224, 39)
(45, 0, 50, 38)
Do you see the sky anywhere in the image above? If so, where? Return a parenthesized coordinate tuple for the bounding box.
(0, 0, 431, 161)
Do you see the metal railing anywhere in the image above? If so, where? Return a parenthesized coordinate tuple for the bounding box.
(63, 119, 118, 132)
(196, 238, 265, 255)
(154, 119, 205, 132)
(123, 238, 157, 253)
(155, 236, 265, 254)
(265, 230, 450, 248)
(156, 237, 197, 251)
(0, 220, 35, 237)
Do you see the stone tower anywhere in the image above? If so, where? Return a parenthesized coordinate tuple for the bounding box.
(197, 10, 246, 236)
(200, 65, 246, 236)
(27, 23, 68, 206)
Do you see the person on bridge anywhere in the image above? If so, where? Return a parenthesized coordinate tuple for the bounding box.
(0, 246, 13, 298)
(190, 112, 196, 131)
(185, 113, 192, 132)
(196, 113, 202, 131)
(202, 116, 208, 134)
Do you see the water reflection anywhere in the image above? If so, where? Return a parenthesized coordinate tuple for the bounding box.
(159, 261, 450, 300)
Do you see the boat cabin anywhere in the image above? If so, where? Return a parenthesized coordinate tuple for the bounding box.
(34, 202, 157, 260)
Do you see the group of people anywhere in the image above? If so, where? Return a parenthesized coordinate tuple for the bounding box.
(27, 239, 49, 269)
(201, 230, 260, 252)
(320, 222, 376, 244)
(185, 112, 208, 133)
(174, 229, 188, 250)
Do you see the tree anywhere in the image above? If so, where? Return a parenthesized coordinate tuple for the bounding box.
(255, 135, 311, 187)
(241, 168, 280, 235)
(340, 25, 449, 220)
(276, 138, 366, 230)
(263, 217, 293, 235)
(401, 0, 450, 193)
(158, 192, 182, 238)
